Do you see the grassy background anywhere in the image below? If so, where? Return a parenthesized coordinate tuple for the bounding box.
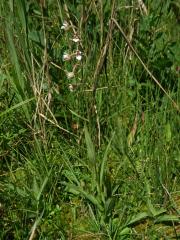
(0, 0, 180, 239)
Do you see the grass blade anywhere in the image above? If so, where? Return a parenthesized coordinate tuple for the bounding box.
(84, 126, 96, 165)
(0, 97, 34, 118)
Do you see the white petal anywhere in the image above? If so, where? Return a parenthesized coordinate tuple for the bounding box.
(63, 53, 71, 61)
(76, 55, 82, 61)
(72, 37, 80, 43)
(66, 72, 75, 79)
(61, 21, 69, 30)
(68, 84, 74, 92)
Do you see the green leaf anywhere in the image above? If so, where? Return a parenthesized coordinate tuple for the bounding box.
(164, 123, 172, 142)
(119, 227, 131, 236)
(28, 31, 45, 47)
(33, 177, 39, 200)
(84, 126, 95, 165)
(128, 212, 149, 225)
(69, 108, 89, 122)
(6, 19, 24, 96)
(147, 199, 158, 217)
(155, 214, 180, 223)
(16, 0, 27, 33)
(0, 98, 34, 118)
(152, 208, 167, 217)
(33, 175, 49, 202)
(100, 133, 114, 189)
(63, 169, 80, 185)
(37, 176, 48, 202)
(16, 187, 28, 197)
(0, 71, 6, 90)
(66, 187, 80, 195)
(145, 179, 162, 217)
(66, 184, 103, 212)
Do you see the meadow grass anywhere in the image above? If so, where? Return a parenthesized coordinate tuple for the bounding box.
(0, 0, 180, 239)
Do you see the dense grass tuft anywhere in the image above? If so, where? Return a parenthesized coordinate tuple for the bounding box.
(0, 0, 180, 239)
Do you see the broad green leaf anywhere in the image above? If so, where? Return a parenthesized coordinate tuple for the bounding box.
(100, 132, 114, 189)
(147, 199, 167, 217)
(152, 208, 167, 217)
(145, 179, 159, 217)
(155, 214, 180, 223)
(147, 199, 158, 217)
(66, 184, 103, 212)
(119, 227, 131, 236)
(128, 212, 149, 225)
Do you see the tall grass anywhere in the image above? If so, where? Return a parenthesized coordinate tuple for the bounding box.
(0, 0, 180, 239)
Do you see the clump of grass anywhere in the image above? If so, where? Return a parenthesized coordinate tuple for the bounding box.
(0, 0, 180, 239)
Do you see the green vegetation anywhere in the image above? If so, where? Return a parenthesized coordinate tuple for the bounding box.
(0, 0, 180, 239)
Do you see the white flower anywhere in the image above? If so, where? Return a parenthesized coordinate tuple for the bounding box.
(72, 36, 80, 43)
(61, 21, 69, 30)
(63, 52, 71, 61)
(68, 84, 74, 92)
(66, 71, 75, 79)
(76, 51, 82, 61)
